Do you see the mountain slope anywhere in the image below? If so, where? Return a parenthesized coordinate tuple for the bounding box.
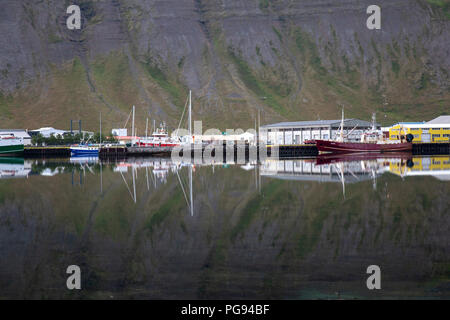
(0, 0, 449, 132)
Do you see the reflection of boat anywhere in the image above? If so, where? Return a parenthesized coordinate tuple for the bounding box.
(0, 158, 31, 179)
(316, 152, 413, 166)
(69, 157, 99, 164)
(0, 134, 24, 156)
(315, 112, 412, 153)
(70, 145, 99, 157)
(315, 139, 412, 153)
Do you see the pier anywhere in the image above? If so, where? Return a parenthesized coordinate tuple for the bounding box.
(412, 143, 450, 155)
(24, 146, 71, 157)
(20, 142, 450, 159)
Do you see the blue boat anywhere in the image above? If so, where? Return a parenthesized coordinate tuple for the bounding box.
(70, 145, 99, 157)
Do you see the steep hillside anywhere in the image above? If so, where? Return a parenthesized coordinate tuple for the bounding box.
(0, 0, 449, 132)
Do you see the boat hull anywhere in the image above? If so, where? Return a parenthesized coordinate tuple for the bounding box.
(0, 144, 24, 156)
(70, 146, 99, 157)
(315, 139, 412, 154)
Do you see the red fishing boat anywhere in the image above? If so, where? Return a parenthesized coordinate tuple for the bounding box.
(315, 139, 412, 153)
(315, 111, 413, 154)
(136, 124, 181, 148)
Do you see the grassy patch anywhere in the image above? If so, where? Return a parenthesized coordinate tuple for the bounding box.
(426, 0, 450, 19)
(0, 92, 13, 118)
(259, 0, 270, 10)
(392, 60, 400, 77)
(143, 62, 185, 107)
(272, 26, 283, 42)
(228, 48, 285, 113)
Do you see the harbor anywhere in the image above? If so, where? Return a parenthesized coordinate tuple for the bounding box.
(20, 141, 450, 159)
(2, 96, 449, 160)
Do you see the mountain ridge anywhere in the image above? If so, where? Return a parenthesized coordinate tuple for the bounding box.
(0, 0, 449, 132)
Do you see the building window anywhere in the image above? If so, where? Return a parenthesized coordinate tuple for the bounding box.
(432, 134, 441, 138)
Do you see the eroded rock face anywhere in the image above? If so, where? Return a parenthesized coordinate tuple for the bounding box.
(0, 0, 448, 127)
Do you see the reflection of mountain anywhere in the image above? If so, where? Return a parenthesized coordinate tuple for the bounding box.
(0, 156, 449, 299)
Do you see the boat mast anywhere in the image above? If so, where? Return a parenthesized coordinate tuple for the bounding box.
(372, 113, 376, 131)
(339, 108, 345, 141)
(99, 111, 102, 146)
(189, 90, 192, 142)
(132, 105, 135, 146)
(189, 165, 193, 216)
(145, 117, 148, 140)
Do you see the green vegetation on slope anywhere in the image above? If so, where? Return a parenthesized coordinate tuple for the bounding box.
(426, 0, 450, 19)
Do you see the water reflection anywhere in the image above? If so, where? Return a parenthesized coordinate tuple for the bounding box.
(3, 154, 449, 188)
(0, 154, 449, 299)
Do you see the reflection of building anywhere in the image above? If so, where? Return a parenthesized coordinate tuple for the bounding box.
(0, 158, 31, 179)
(260, 119, 379, 145)
(388, 156, 450, 181)
(388, 115, 450, 143)
(260, 159, 383, 183)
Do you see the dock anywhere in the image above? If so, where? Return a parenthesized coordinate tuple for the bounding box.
(412, 143, 450, 155)
(20, 142, 450, 159)
(24, 146, 71, 157)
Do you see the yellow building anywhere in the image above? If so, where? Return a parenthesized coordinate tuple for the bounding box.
(388, 116, 450, 143)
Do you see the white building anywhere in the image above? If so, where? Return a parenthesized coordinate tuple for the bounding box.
(112, 128, 128, 137)
(0, 129, 32, 145)
(30, 127, 68, 138)
(260, 119, 379, 145)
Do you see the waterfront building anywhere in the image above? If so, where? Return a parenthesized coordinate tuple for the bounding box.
(388, 115, 450, 143)
(259, 119, 379, 145)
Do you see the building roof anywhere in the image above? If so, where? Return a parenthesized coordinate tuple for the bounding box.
(0, 129, 31, 138)
(426, 115, 450, 124)
(261, 119, 378, 129)
(32, 127, 67, 132)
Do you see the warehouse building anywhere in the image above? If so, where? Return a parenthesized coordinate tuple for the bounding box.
(388, 115, 450, 143)
(260, 118, 379, 145)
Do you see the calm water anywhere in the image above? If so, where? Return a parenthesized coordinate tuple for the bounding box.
(0, 154, 449, 299)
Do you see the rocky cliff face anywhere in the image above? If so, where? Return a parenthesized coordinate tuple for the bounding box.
(0, 0, 449, 131)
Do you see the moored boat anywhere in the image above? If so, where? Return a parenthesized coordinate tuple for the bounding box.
(0, 134, 24, 156)
(70, 145, 99, 157)
(315, 111, 413, 154)
(315, 139, 412, 153)
(136, 124, 181, 148)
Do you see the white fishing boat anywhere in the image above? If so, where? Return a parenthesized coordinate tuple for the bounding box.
(0, 134, 24, 156)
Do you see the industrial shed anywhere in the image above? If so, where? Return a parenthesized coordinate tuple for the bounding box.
(260, 119, 380, 145)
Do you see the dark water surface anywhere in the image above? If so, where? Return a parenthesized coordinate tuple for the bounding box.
(0, 155, 449, 299)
